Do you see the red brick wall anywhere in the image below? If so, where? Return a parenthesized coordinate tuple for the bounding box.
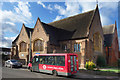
(107, 24, 119, 66)
(119, 51, 120, 58)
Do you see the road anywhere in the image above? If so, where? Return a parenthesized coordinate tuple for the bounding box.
(2, 66, 119, 80)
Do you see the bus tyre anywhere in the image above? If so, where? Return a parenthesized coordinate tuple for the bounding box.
(52, 70, 58, 76)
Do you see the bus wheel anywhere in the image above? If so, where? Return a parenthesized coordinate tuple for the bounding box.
(52, 70, 58, 76)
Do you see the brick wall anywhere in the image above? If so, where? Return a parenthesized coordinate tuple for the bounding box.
(86, 8, 104, 65)
(108, 24, 119, 66)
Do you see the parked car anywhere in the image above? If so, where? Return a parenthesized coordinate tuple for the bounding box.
(5, 59, 22, 68)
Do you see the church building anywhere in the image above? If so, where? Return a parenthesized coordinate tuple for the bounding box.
(103, 22, 119, 66)
(11, 5, 118, 68)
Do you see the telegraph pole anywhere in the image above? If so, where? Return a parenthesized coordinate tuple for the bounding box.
(29, 31, 32, 63)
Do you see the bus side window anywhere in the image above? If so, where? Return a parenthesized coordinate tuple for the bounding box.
(39, 56, 42, 64)
(51, 56, 55, 65)
(47, 56, 55, 65)
(42, 56, 45, 64)
(47, 56, 52, 65)
(56, 56, 65, 66)
(39, 56, 45, 64)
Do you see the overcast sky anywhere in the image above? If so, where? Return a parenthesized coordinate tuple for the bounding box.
(0, 0, 120, 50)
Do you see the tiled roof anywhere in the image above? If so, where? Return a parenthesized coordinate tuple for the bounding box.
(12, 8, 96, 45)
(104, 34, 114, 47)
(41, 22, 73, 45)
(12, 27, 33, 46)
(12, 35, 19, 47)
(103, 24, 115, 35)
(49, 10, 95, 39)
(103, 24, 115, 47)
(25, 27, 34, 38)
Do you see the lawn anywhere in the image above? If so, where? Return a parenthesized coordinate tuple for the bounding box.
(100, 69, 120, 73)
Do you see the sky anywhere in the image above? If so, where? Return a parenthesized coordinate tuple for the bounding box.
(0, 0, 120, 50)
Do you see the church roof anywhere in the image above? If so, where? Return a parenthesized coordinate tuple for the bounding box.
(103, 24, 115, 47)
(41, 22, 73, 45)
(12, 35, 19, 47)
(103, 24, 115, 35)
(40, 9, 95, 45)
(12, 6, 98, 45)
(25, 27, 34, 38)
(12, 27, 33, 47)
(49, 10, 95, 39)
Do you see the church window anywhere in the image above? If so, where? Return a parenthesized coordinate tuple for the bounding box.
(74, 43, 81, 52)
(93, 32, 102, 52)
(20, 41, 27, 52)
(33, 39, 43, 51)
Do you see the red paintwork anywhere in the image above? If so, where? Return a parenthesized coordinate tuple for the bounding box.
(28, 53, 79, 75)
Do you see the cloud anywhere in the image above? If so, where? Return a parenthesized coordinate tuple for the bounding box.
(37, 1, 46, 8)
(37, 1, 54, 11)
(100, 14, 111, 26)
(0, 36, 16, 48)
(2, 22, 18, 34)
(53, 15, 62, 21)
(49, 2, 117, 26)
(4, 36, 16, 41)
(0, 30, 17, 48)
(0, 22, 18, 48)
(0, 2, 32, 24)
(77, 2, 96, 13)
(54, 2, 81, 17)
(47, 4, 53, 10)
(0, 2, 32, 47)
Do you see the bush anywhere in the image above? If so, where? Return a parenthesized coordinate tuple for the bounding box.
(96, 55, 106, 67)
(85, 60, 96, 70)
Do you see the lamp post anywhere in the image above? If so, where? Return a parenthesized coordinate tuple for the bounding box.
(29, 31, 32, 63)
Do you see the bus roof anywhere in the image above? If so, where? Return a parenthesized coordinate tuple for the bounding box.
(34, 53, 77, 56)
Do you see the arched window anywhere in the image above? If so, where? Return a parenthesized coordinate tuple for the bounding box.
(33, 39, 43, 51)
(74, 43, 81, 52)
(93, 32, 102, 52)
(20, 42, 27, 52)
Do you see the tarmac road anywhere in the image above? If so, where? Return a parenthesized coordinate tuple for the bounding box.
(2, 66, 119, 80)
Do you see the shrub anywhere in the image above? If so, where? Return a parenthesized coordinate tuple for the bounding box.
(96, 55, 106, 67)
(85, 60, 96, 70)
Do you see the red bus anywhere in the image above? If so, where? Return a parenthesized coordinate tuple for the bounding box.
(28, 53, 79, 76)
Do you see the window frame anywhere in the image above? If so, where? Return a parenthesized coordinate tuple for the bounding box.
(19, 41, 27, 52)
(74, 43, 81, 52)
(33, 39, 44, 52)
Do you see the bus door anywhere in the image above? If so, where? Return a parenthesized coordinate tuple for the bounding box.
(70, 55, 77, 72)
(32, 56, 39, 71)
(74, 56, 77, 71)
(70, 56, 74, 72)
